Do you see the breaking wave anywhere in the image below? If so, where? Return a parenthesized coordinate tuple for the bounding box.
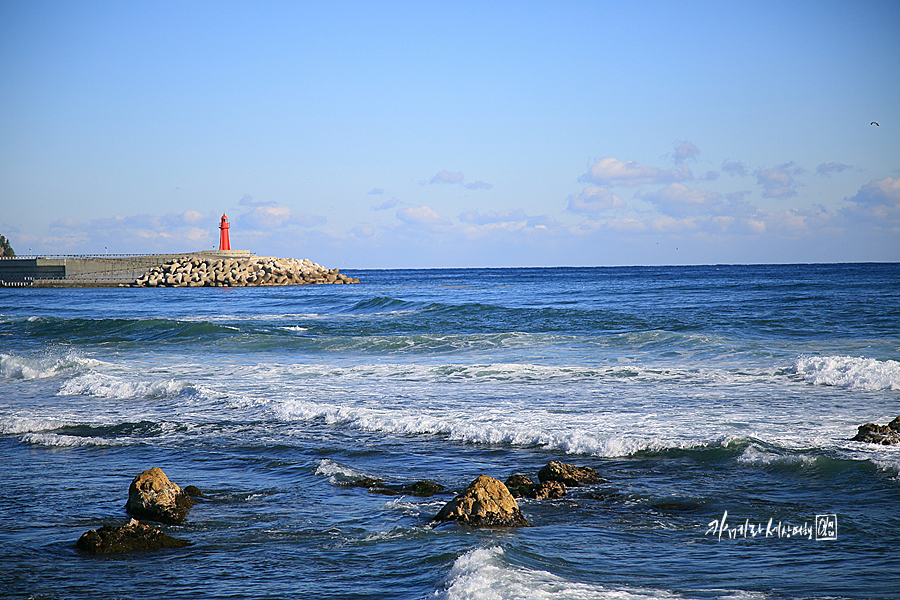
(791, 355, 900, 391)
(436, 546, 685, 600)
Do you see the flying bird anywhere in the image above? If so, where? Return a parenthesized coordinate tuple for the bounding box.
(871, 121, 879, 126)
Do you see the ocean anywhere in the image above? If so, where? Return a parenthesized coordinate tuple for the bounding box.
(1, 263, 899, 599)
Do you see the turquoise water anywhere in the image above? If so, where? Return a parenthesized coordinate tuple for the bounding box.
(1, 264, 899, 599)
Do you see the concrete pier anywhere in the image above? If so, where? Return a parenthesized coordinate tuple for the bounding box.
(0, 251, 255, 287)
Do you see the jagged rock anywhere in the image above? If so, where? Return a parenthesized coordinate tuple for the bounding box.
(431, 475, 529, 528)
(852, 416, 900, 444)
(538, 461, 605, 487)
(504, 474, 567, 499)
(76, 519, 190, 555)
(125, 467, 196, 525)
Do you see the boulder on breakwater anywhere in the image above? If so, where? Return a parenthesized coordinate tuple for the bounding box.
(852, 416, 900, 445)
(76, 519, 190, 555)
(130, 256, 359, 287)
(125, 467, 196, 525)
(431, 474, 529, 528)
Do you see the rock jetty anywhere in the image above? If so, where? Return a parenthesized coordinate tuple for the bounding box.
(431, 474, 529, 528)
(130, 256, 359, 287)
(125, 467, 196, 525)
(76, 519, 190, 555)
(852, 416, 900, 445)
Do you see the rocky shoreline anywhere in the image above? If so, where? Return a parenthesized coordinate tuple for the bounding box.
(127, 256, 359, 287)
(77, 419, 898, 554)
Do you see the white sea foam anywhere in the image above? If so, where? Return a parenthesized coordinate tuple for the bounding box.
(20, 432, 124, 447)
(792, 355, 900, 391)
(0, 352, 100, 380)
(279, 398, 707, 458)
(0, 415, 68, 434)
(57, 372, 197, 399)
(735, 444, 819, 467)
(315, 458, 379, 482)
(437, 546, 686, 600)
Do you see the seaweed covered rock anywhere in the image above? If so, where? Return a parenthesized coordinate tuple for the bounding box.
(431, 475, 529, 528)
(852, 416, 900, 445)
(76, 519, 190, 555)
(538, 461, 605, 487)
(504, 474, 567, 499)
(125, 467, 196, 525)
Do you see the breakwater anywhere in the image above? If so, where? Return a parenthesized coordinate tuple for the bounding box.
(0, 251, 358, 287)
(130, 256, 358, 287)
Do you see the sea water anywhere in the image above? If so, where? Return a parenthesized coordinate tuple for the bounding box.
(1, 264, 899, 599)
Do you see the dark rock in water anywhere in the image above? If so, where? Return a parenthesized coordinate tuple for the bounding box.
(125, 467, 196, 525)
(431, 474, 529, 528)
(531, 480, 567, 499)
(538, 461, 605, 487)
(504, 474, 536, 498)
(504, 474, 567, 499)
(340, 478, 445, 496)
(339, 477, 385, 489)
(76, 519, 190, 555)
(402, 480, 445, 496)
(368, 480, 445, 496)
(852, 417, 900, 445)
(184, 485, 205, 498)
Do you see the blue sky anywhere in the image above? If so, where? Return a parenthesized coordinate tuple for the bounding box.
(2, 1, 898, 267)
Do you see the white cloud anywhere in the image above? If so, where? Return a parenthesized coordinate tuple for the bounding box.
(430, 170, 465, 184)
(722, 160, 748, 177)
(396, 205, 451, 227)
(639, 183, 722, 216)
(240, 205, 292, 229)
(816, 162, 852, 177)
(841, 177, 900, 228)
(372, 197, 400, 211)
(182, 210, 206, 225)
(674, 141, 699, 165)
(459, 209, 528, 225)
(566, 186, 625, 213)
(464, 180, 494, 190)
(755, 162, 805, 199)
(368, 188, 385, 195)
(238, 194, 276, 207)
(582, 157, 692, 187)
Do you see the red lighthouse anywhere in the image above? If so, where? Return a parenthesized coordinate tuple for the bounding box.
(218, 214, 231, 251)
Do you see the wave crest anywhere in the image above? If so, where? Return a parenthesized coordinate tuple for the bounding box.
(437, 546, 683, 600)
(792, 355, 900, 391)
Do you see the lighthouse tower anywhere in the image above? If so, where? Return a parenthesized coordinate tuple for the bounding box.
(218, 214, 231, 251)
